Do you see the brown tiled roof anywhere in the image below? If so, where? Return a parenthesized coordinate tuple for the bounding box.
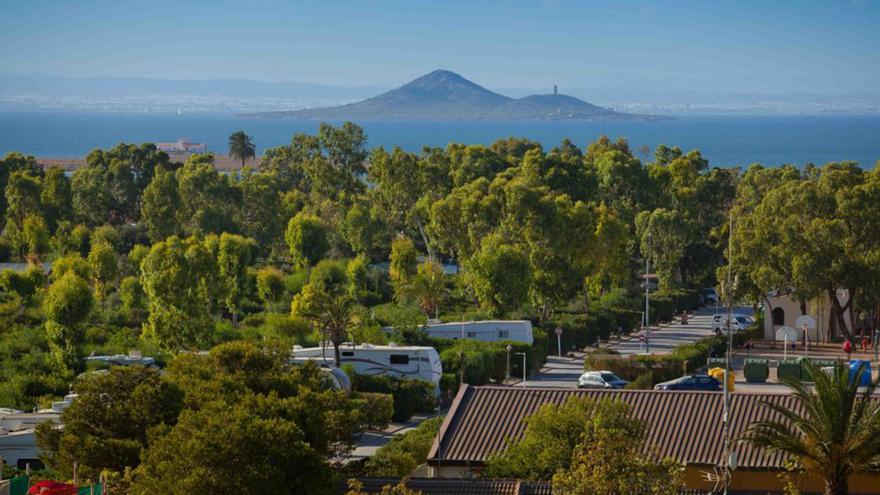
(427, 386, 802, 469)
(338, 478, 552, 495)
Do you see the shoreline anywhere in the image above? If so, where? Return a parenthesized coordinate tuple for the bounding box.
(36, 152, 256, 172)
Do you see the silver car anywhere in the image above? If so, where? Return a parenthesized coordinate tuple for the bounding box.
(577, 371, 629, 389)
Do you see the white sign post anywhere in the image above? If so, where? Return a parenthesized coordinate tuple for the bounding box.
(776, 327, 798, 361)
(555, 327, 563, 357)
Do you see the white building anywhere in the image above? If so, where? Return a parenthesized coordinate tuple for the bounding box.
(157, 138, 207, 153)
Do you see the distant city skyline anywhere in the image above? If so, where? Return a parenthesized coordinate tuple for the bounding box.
(2, 0, 879, 95)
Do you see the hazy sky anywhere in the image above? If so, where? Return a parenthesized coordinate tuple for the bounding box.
(2, 0, 879, 94)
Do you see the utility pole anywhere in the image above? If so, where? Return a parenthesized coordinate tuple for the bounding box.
(723, 211, 735, 494)
(506, 344, 512, 384)
(645, 233, 652, 354)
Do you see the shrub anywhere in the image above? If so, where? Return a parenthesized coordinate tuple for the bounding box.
(624, 371, 654, 390)
(350, 374, 436, 422)
(0, 237, 11, 262)
(355, 392, 394, 430)
(364, 416, 444, 478)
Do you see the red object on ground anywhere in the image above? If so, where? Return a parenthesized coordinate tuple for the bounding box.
(844, 340, 853, 354)
(27, 481, 78, 495)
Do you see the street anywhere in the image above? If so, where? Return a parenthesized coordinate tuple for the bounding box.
(530, 305, 754, 388)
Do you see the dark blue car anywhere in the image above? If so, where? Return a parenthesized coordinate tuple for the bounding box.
(653, 374, 722, 391)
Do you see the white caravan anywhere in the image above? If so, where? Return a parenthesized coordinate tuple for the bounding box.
(0, 409, 62, 470)
(423, 320, 534, 345)
(291, 343, 442, 387)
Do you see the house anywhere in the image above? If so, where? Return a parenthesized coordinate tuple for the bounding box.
(763, 290, 853, 342)
(156, 138, 207, 154)
(426, 385, 880, 493)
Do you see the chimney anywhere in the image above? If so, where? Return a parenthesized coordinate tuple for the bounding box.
(553, 84, 558, 96)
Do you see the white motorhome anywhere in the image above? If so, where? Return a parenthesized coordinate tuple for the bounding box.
(291, 343, 442, 387)
(423, 320, 534, 345)
(0, 410, 61, 470)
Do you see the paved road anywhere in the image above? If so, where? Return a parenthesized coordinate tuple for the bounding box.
(530, 305, 754, 389)
(345, 413, 437, 463)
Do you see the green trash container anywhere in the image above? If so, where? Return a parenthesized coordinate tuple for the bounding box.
(706, 357, 727, 368)
(803, 358, 840, 380)
(777, 360, 802, 382)
(743, 358, 769, 383)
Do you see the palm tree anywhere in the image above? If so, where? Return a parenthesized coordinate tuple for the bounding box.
(401, 260, 449, 318)
(227, 131, 255, 167)
(301, 293, 358, 367)
(745, 361, 880, 495)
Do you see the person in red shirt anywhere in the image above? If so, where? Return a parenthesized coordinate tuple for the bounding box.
(843, 339, 853, 360)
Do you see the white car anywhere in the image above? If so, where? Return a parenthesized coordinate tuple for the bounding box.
(713, 314, 752, 334)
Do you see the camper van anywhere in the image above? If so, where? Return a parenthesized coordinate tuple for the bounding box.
(423, 320, 534, 345)
(291, 343, 442, 387)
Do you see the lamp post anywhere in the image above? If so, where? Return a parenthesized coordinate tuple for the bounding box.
(645, 233, 652, 354)
(506, 344, 512, 384)
(515, 352, 527, 387)
(555, 327, 563, 357)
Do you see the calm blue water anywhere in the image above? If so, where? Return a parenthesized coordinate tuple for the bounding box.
(1, 111, 879, 168)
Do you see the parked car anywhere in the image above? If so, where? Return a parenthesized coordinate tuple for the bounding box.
(653, 374, 721, 391)
(702, 288, 719, 305)
(577, 371, 629, 389)
(713, 314, 752, 334)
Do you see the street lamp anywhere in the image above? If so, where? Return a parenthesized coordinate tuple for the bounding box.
(506, 344, 512, 384)
(515, 352, 527, 387)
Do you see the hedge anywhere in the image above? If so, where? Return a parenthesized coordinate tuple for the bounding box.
(584, 335, 726, 386)
(349, 373, 437, 422)
(353, 392, 394, 429)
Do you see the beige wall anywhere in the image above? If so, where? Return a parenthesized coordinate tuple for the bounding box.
(763, 291, 852, 342)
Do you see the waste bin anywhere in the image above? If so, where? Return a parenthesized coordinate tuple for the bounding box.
(849, 360, 872, 387)
(708, 367, 735, 391)
(776, 360, 801, 382)
(743, 359, 769, 383)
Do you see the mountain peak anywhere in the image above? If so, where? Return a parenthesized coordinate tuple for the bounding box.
(245, 70, 656, 121)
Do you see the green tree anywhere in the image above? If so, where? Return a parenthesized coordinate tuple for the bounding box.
(745, 362, 880, 495)
(119, 275, 146, 313)
(0, 152, 41, 230)
(551, 402, 683, 494)
(291, 260, 356, 366)
(35, 366, 182, 479)
(140, 236, 213, 350)
(43, 271, 94, 371)
(217, 233, 254, 325)
(285, 212, 329, 269)
(228, 130, 256, 167)
(134, 398, 331, 495)
(401, 260, 448, 318)
(51, 254, 91, 281)
(465, 234, 531, 317)
(389, 235, 418, 297)
(141, 166, 182, 242)
(237, 170, 283, 253)
(636, 208, 689, 289)
(176, 154, 239, 235)
(71, 166, 113, 226)
(88, 241, 119, 300)
(40, 166, 72, 231)
(256, 266, 286, 311)
(21, 214, 51, 258)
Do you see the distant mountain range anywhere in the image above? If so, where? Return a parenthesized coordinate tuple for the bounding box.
(244, 70, 656, 121)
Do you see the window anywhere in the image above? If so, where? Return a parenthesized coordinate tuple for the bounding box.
(772, 307, 785, 326)
(498, 330, 509, 339)
(389, 354, 410, 365)
(342, 351, 354, 357)
(467, 332, 477, 338)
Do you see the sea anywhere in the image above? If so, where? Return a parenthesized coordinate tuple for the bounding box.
(1, 111, 879, 168)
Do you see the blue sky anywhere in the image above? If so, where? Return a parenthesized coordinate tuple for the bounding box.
(2, 0, 879, 93)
